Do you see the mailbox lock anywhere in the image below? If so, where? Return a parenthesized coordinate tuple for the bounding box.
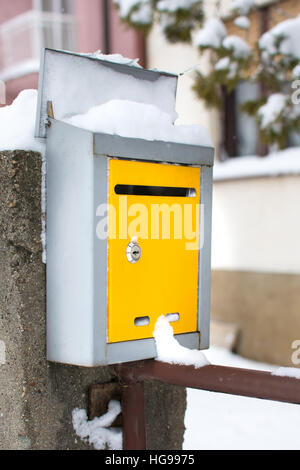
(126, 241, 141, 263)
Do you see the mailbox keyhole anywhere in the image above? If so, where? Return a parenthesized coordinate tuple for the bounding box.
(126, 241, 141, 263)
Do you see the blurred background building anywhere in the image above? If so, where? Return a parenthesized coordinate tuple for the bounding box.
(0, 0, 299, 366)
(0, 0, 145, 104)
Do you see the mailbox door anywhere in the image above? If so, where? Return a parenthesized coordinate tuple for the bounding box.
(107, 159, 201, 343)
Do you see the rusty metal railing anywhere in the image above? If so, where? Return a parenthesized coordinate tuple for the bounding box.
(113, 360, 300, 450)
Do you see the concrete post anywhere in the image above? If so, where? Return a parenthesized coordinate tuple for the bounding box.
(0, 150, 186, 450)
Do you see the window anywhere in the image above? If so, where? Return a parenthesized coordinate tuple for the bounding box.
(40, 0, 73, 14)
(35, 0, 76, 51)
(0, 2, 76, 80)
(222, 81, 260, 159)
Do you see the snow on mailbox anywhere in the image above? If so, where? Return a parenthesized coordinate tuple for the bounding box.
(36, 48, 214, 366)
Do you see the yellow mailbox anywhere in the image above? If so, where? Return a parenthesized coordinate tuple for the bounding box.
(108, 159, 201, 344)
(36, 49, 214, 366)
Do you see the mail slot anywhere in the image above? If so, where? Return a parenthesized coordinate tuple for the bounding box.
(36, 48, 214, 366)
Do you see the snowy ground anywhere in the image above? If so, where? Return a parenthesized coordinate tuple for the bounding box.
(183, 347, 300, 450)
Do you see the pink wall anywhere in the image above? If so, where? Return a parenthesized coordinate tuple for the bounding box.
(109, 2, 146, 67)
(0, 0, 33, 23)
(74, 0, 145, 65)
(0, 0, 35, 104)
(74, 0, 105, 53)
(4, 73, 38, 105)
(2, 0, 146, 103)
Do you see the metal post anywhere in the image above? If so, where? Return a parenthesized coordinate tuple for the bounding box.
(114, 360, 300, 450)
(121, 381, 147, 450)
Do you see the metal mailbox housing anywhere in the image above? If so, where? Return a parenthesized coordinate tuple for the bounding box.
(38, 49, 214, 366)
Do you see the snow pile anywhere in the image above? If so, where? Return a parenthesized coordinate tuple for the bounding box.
(195, 21, 251, 59)
(64, 99, 212, 147)
(214, 146, 300, 181)
(42, 49, 178, 132)
(223, 35, 252, 59)
(234, 16, 250, 30)
(215, 57, 231, 71)
(72, 400, 122, 450)
(85, 50, 142, 68)
(215, 57, 238, 79)
(153, 315, 209, 368)
(258, 93, 287, 130)
(157, 0, 199, 12)
(130, 2, 152, 24)
(259, 14, 300, 59)
(292, 63, 300, 79)
(0, 90, 44, 154)
(272, 367, 300, 379)
(231, 0, 254, 15)
(195, 17, 226, 49)
(114, 0, 152, 24)
(205, 346, 276, 371)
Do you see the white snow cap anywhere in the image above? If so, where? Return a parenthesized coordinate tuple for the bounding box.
(130, 2, 153, 23)
(272, 367, 300, 379)
(0, 89, 44, 154)
(214, 146, 300, 181)
(292, 63, 300, 79)
(64, 99, 212, 147)
(223, 35, 252, 59)
(195, 17, 227, 49)
(85, 50, 142, 68)
(215, 57, 238, 79)
(231, 0, 254, 15)
(157, 0, 200, 12)
(215, 57, 231, 71)
(234, 15, 250, 30)
(72, 400, 122, 450)
(259, 14, 300, 59)
(153, 315, 209, 368)
(258, 93, 287, 129)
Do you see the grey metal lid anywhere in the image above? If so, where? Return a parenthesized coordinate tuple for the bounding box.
(35, 48, 178, 139)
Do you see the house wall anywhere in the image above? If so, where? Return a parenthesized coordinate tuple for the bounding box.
(74, 0, 144, 61)
(146, 22, 220, 149)
(0, 0, 33, 22)
(0, 0, 144, 104)
(211, 174, 300, 366)
(4, 73, 39, 105)
(212, 176, 300, 274)
(74, 0, 105, 52)
(146, 0, 300, 365)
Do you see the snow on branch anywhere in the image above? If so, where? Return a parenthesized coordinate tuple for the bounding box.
(231, 0, 254, 16)
(194, 17, 226, 49)
(259, 14, 300, 59)
(113, 0, 204, 43)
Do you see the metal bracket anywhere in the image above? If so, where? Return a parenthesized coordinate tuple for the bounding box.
(89, 381, 122, 426)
